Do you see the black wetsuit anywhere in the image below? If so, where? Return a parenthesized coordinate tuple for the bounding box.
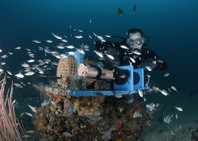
(95, 39, 168, 71)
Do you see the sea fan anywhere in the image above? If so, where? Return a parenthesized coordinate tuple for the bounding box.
(0, 74, 25, 141)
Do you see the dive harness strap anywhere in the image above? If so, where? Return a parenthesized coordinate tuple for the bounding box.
(94, 65, 102, 79)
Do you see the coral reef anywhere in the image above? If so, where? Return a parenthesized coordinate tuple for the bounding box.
(33, 78, 151, 140)
(33, 96, 151, 141)
(192, 127, 198, 141)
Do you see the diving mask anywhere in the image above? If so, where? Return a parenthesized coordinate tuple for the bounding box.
(126, 37, 144, 48)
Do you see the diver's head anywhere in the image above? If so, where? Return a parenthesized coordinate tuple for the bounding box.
(127, 28, 144, 50)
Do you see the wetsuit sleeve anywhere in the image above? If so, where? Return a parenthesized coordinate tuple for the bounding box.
(147, 50, 168, 70)
(95, 41, 110, 52)
(95, 41, 121, 52)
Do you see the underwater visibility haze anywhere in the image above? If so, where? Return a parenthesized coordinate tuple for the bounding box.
(0, 0, 198, 140)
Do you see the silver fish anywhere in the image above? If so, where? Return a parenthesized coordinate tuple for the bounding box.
(34, 65, 44, 74)
(14, 83, 24, 88)
(105, 35, 111, 38)
(152, 86, 160, 92)
(175, 106, 183, 112)
(160, 89, 168, 96)
(138, 89, 143, 97)
(106, 54, 114, 60)
(28, 105, 37, 113)
(88, 34, 92, 39)
(7, 71, 12, 75)
(83, 45, 89, 49)
(164, 73, 170, 77)
(52, 32, 62, 40)
(133, 50, 141, 55)
(27, 59, 35, 63)
(44, 47, 51, 53)
(97, 35, 105, 42)
(28, 53, 35, 58)
(75, 35, 83, 39)
(15, 46, 21, 50)
(52, 54, 60, 59)
(56, 45, 65, 49)
(94, 50, 103, 58)
(25, 112, 33, 117)
(8, 52, 13, 55)
(171, 86, 177, 92)
(21, 63, 29, 68)
(15, 73, 24, 78)
(26, 130, 35, 134)
(45, 39, 53, 43)
(76, 48, 85, 54)
(61, 39, 67, 43)
(25, 71, 35, 76)
(1, 62, 6, 65)
(65, 45, 75, 49)
(32, 40, 41, 44)
(78, 29, 83, 32)
(145, 66, 152, 71)
(129, 57, 136, 63)
(12, 100, 16, 105)
(146, 103, 156, 111)
(93, 32, 97, 37)
(120, 45, 129, 49)
(1, 55, 8, 58)
(67, 51, 75, 55)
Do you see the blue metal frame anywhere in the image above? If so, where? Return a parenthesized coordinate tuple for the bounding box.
(133, 68, 146, 90)
(113, 65, 134, 91)
(66, 90, 139, 97)
(65, 50, 150, 97)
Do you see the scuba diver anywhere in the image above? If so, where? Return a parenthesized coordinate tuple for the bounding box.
(95, 28, 168, 71)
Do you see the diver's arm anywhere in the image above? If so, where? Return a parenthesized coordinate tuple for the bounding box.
(95, 41, 121, 52)
(147, 50, 168, 70)
(95, 41, 111, 52)
(95, 41, 106, 52)
(154, 60, 168, 70)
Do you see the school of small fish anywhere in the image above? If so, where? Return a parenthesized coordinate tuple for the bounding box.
(0, 19, 183, 137)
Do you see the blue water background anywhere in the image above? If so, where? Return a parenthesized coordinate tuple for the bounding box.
(0, 0, 198, 137)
